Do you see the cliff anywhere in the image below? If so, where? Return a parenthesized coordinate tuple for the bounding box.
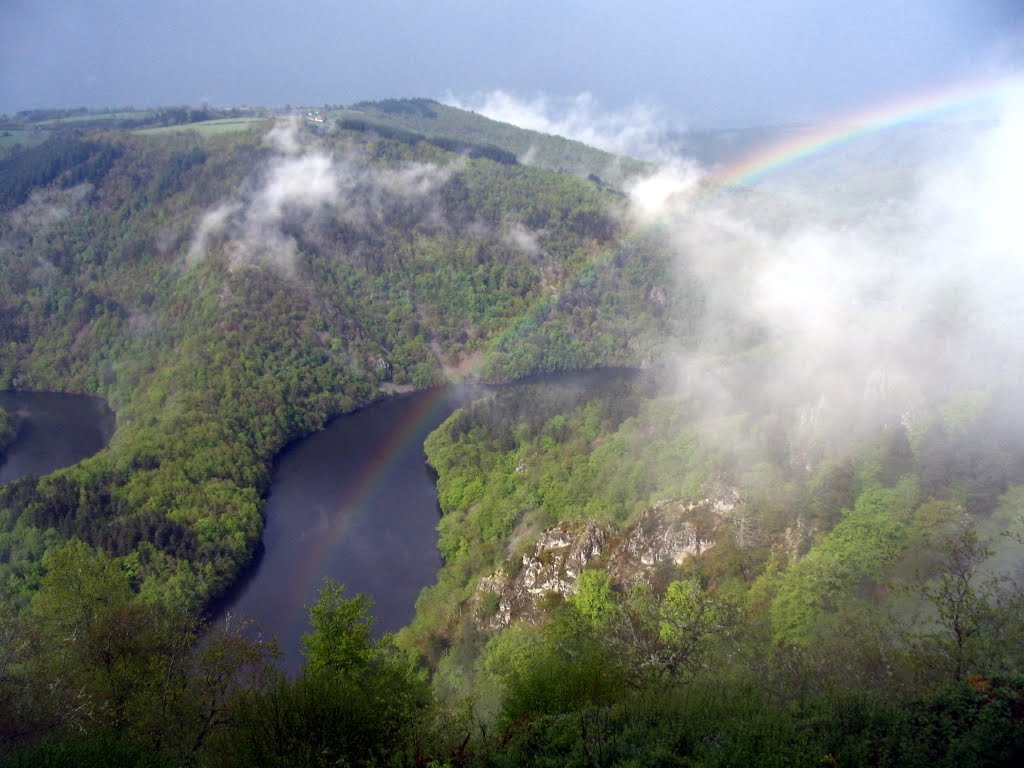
(473, 488, 744, 630)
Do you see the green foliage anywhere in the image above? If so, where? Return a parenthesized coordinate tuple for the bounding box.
(406, 374, 684, 659)
(209, 578, 436, 768)
(659, 579, 723, 664)
(571, 578, 729, 683)
(571, 569, 616, 626)
(0, 730, 176, 768)
(478, 233, 700, 382)
(0, 136, 121, 211)
(0, 128, 51, 159)
(490, 608, 629, 728)
(769, 480, 919, 644)
(5, 106, 1024, 765)
(469, 582, 1024, 767)
(403, 357, 1024, 763)
(0, 113, 678, 611)
(909, 525, 1024, 684)
(1, 539, 276, 760)
(301, 580, 377, 673)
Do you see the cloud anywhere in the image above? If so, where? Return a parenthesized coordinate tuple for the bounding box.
(265, 116, 303, 154)
(253, 153, 340, 221)
(445, 90, 674, 162)
(186, 202, 239, 266)
(503, 222, 543, 258)
(186, 120, 457, 274)
(633, 77, 1024, 465)
(625, 161, 703, 222)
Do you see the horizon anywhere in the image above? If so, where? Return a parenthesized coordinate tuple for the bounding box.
(2, 1, 1022, 130)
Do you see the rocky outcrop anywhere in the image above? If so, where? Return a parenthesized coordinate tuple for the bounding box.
(473, 488, 741, 631)
(605, 505, 708, 584)
(476, 523, 608, 630)
(370, 353, 392, 378)
(775, 517, 814, 562)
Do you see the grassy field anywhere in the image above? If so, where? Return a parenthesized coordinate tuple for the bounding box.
(135, 117, 268, 137)
(34, 110, 155, 126)
(0, 128, 50, 157)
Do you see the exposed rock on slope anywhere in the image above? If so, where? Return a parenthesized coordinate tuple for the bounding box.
(474, 489, 743, 630)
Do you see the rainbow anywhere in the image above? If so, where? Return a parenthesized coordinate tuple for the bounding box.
(709, 75, 1022, 190)
(287, 384, 461, 642)
(282, 75, 1023, 643)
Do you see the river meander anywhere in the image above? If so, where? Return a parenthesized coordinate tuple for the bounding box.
(220, 369, 637, 673)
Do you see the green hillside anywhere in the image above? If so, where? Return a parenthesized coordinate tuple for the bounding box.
(1, 107, 1022, 766)
(333, 98, 650, 184)
(0, 110, 680, 610)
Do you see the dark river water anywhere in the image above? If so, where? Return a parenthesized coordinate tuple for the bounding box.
(220, 369, 636, 673)
(0, 391, 114, 485)
(0, 375, 634, 674)
(218, 383, 485, 672)
(1, 375, 634, 675)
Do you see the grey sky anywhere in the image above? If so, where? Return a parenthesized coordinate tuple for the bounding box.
(1, 0, 1021, 127)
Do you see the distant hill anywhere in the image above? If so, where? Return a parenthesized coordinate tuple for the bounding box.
(0, 106, 271, 159)
(332, 98, 649, 185)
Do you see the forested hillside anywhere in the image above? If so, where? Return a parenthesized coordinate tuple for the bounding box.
(332, 98, 649, 182)
(0, 107, 681, 611)
(1, 103, 1022, 766)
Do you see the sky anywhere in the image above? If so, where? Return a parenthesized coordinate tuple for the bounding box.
(1, 0, 1022, 128)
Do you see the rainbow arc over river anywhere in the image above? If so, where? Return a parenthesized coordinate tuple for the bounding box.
(287, 385, 459, 640)
(707, 75, 1022, 191)
(284, 75, 1023, 637)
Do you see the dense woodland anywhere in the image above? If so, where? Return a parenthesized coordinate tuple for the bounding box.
(0, 104, 1022, 765)
(0, 109, 668, 609)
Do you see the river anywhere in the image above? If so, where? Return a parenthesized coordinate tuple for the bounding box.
(0, 376, 634, 674)
(217, 384, 482, 672)
(0, 391, 114, 485)
(220, 369, 637, 673)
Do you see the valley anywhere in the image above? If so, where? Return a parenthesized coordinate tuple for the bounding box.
(0, 100, 1022, 766)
